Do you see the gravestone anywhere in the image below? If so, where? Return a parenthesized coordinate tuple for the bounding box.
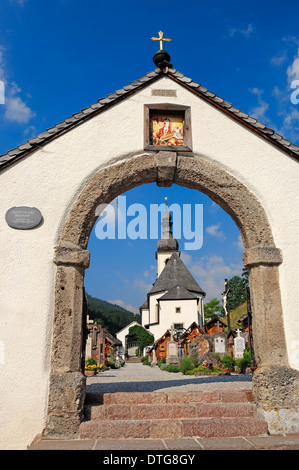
(166, 325, 179, 364)
(214, 335, 226, 354)
(234, 329, 246, 359)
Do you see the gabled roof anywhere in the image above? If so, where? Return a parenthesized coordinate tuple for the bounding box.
(148, 252, 205, 296)
(1, 66, 299, 171)
(139, 299, 149, 311)
(179, 322, 204, 340)
(103, 328, 122, 346)
(204, 315, 227, 328)
(158, 285, 198, 301)
(115, 320, 141, 336)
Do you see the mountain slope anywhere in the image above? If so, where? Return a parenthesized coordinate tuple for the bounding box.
(224, 301, 247, 330)
(86, 294, 141, 336)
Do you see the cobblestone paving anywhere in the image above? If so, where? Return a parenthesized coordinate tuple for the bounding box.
(86, 362, 253, 394)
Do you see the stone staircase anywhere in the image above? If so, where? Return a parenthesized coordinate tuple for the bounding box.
(126, 357, 141, 363)
(80, 390, 269, 440)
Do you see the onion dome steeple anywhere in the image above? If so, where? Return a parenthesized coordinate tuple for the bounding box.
(157, 198, 179, 252)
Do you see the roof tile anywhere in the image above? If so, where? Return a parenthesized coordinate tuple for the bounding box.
(1, 65, 299, 170)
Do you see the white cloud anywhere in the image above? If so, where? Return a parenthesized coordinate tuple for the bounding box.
(4, 82, 35, 123)
(180, 251, 192, 266)
(107, 299, 138, 314)
(188, 254, 243, 301)
(267, 47, 299, 144)
(287, 48, 299, 83)
(229, 24, 253, 39)
(233, 234, 244, 251)
(0, 46, 6, 81)
(206, 223, 226, 239)
(271, 53, 288, 66)
(249, 87, 270, 123)
(0, 48, 35, 124)
(24, 125, 37, 138)
(277, 108, 299, 142)
(132, 278, 152, 293)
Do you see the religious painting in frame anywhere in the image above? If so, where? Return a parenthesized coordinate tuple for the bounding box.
(144, 104, 192, 152)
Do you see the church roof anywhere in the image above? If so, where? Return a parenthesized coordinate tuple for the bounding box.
(103, 328, 122, 346)
(148, 252, 206, 296)
(139, 299, 149, 310)
(158, 285, 198, 301)
(1, 67, 299, 171)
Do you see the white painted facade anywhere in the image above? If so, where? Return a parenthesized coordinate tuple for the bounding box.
(156, 250, 176, 277)
(141, 241, 205, 340)
(153, 298, 199, 340)
(0, 74, 298, 449)
(115, 320, 141, 357)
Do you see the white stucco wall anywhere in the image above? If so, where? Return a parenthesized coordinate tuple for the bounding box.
(141, 308, 149, 328)
(156, 298, 199, 339)
(115, 320, 140, 356)
(0, 75, 298, 449)
(156, 251, 174, 277)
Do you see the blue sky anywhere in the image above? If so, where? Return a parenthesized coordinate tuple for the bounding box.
(1, 0, 299, 311)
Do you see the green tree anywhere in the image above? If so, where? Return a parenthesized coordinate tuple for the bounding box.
(227, 268, 249, 310)
(204, 298, 224, 320)
(128, 325, 154, 353)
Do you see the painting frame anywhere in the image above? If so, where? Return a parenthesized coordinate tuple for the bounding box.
(144, 104, 192, 152)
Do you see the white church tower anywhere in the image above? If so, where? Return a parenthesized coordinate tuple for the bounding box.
(156, 199, 179, 276)
(140, 201, 206, 340)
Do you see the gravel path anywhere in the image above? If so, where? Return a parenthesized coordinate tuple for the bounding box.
(86, 362, 252, 394)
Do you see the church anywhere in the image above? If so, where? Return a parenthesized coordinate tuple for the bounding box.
(140, 201, 206, 340)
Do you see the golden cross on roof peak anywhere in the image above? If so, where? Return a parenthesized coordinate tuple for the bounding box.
(151, 31, 172, 50)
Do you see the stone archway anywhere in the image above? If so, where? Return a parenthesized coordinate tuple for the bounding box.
(45, 151, 295, 438)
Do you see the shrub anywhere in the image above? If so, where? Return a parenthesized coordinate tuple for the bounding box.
(220, 355, 235, 371)
(190, 354, 200, 368)
(107, 359, 116, 368)
(157, 357, 166, 368)
(235, 348, 252, 373)
(179, 357, 193, 375)
(165, 364, 180, 373)
(186, 364, 209, 375)
(159, 363, 167, 370)
(213, 353, 221, 364)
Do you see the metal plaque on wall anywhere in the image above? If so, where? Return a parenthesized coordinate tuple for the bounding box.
(5, 206, 43, 230)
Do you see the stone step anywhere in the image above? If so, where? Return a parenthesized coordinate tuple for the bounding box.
(84, 402, 256, 421)
(81, 390, 269, 440)
(80, 416, 269, 440)
(126, 357, 141, 363)
(85, 390, 254, 406)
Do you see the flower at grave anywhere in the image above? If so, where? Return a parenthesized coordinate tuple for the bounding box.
(85, 364, 98, 371)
